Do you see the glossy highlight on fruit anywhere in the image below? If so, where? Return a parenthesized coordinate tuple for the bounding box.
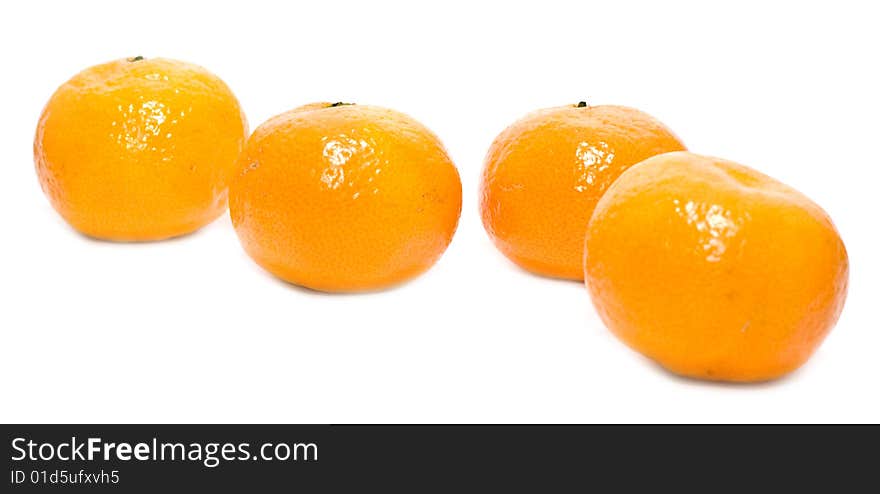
(480, 103, 686, 280)
(584, 151, 849, 382)
(229, 103, 462, 292)
(34, 57, 248, 241)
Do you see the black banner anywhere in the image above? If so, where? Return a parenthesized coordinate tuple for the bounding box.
(2, 425, 877, 491)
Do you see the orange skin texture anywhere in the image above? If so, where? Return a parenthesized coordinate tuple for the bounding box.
(480, 104, 686, 280)
(34, 57, 248, 241)
(229, 103, 462, 293)
(584, 152, 849, 382)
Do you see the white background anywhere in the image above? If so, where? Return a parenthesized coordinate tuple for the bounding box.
(1, 1, 877, 423)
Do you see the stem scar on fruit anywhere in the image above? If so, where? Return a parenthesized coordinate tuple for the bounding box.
(329, 102, 355, 107)
(127, 56, 144, 62)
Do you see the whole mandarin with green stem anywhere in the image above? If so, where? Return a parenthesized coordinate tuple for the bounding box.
(35, 56, 248, 240)
(479, 103, 686, 280)
(229, 102, 462, 292)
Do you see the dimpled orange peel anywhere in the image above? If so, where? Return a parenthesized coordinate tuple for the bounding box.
(584, 151, 849, 382)
(479, 103, 686, 280)
(34, 56, 248, 241)
(229, 103, 462, 292)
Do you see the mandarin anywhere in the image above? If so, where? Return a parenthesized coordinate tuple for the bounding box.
(34, 57, 248, 240)
(229, 103, 462, 292)
(479, 103, 686, 280)
(584, 151, 849, 382)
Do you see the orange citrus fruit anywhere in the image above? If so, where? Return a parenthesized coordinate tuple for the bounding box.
(34, 56, 248, 240)
(479, 103, 686, 280)
(229, 103, 462, 292)
(584, 151, 849, 382)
